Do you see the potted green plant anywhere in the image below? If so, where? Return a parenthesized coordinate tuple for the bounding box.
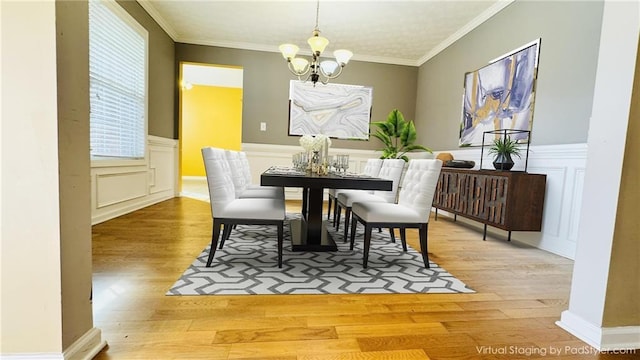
(488, 135, 521, 170)
(371, 109, 432, 162)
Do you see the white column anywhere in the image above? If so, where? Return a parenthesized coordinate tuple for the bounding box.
(557, 0, 640, 350)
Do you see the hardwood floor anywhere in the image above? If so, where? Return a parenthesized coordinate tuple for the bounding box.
(92, 197, 634, 359)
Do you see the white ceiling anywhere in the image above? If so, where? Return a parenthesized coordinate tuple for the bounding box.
(138, 0, 514, 66)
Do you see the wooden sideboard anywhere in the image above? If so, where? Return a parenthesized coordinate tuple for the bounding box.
(433, 168, 546, 241)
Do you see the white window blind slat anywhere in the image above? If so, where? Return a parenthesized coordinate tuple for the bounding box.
(89, 0, 147, 160)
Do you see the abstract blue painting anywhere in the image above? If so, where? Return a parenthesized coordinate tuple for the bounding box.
(459, 39, 540, 146)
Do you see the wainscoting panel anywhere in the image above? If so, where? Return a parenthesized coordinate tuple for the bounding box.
(242, 142, 587, 259)
(149, 136, 177, 195)
(96, 170, 147, 208)
(91, 136, 178, 225)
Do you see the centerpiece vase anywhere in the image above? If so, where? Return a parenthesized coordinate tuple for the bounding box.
(311, 151, 321, 173)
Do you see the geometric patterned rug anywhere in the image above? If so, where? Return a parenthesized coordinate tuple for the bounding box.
(167, 214, 474, 295)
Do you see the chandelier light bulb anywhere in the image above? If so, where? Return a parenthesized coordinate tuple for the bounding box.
(334, 49, 353, 66)
(291, 58, 310, 75)
(320, 60, 339, 77)
(307, 30, 329, 55)
(279, 44, 299, 60)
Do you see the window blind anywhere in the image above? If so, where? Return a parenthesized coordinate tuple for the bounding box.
(89, 0, 147, 159)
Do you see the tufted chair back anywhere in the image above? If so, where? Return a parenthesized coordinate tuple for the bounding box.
(202, 147, 236, 217)
(225, 150, 249, 196)
(397, 159, 443, 220)
(362, 158, 384, 177)
(372, 159, 406, 203)
(238, 152, 254, 185)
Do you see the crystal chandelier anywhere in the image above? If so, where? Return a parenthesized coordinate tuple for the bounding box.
(279, 1, 353, 86)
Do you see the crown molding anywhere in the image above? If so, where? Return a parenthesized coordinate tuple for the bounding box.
(176, 38, 420, 67)
(137, 0, 178, 40)
(418, 0, 515, 65)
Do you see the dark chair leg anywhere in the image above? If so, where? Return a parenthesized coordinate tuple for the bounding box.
(343, 207, 352, 243)
(220, 224, 232, 249)
(277, 222, 284, 268)
(333, 200, 340, 226)
(350, 215, 358, 250)
(389, 228, 396, 243)
(327, 195, 333, 220)
(378, 227, 382, 233)
(335, 204, 342, 230)
(419, 223, 430, 269)
(399, 228, 408, 251)
(363, 224, 373, 268)
(207, 220, 222, 267)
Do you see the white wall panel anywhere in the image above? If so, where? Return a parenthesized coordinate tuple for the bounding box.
(91, 136, 178, 224)
(149, 136, 177, 195)
(96, 171, 147, 208)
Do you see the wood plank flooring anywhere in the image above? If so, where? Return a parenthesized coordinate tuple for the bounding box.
(92, 197, 635, 359)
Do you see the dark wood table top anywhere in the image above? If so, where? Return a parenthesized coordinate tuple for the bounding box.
(260, 167, 392, 191)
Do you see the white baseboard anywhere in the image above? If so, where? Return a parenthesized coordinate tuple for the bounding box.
(0, 353, 63, 359)
(91, 192, 174, 225)
(557, 310, 640, 351)
(0, 328, 107, 360)
(63, 327, 107, 360)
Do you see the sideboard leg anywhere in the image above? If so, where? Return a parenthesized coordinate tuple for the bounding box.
(483, 224, 487, 241)
(454, 214, 457, 222)
(508, 231, 512, 242)
(434, 208, 438, 221)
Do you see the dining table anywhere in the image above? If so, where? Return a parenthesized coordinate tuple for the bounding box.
(261, 166, 392, 251)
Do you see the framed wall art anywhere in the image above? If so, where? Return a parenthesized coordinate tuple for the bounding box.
(459, 38, 541, 146)
(288, 80, 373, 140)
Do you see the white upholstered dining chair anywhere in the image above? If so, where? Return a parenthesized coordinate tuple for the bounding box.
(202, 147, 286, 268)
(238, 151, 284, 195)
(335, 158, 405, 242)
(328, 158, 383, 224)
(225, 150, 283, 199)
(349, 159, 442, 268)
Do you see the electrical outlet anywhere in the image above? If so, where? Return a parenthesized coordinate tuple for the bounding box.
(260, 122, 267, 131)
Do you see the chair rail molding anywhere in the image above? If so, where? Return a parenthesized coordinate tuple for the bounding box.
(91, 135, 178, 224)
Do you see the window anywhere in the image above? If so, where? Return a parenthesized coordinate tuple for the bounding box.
(89, 0, 148, 162)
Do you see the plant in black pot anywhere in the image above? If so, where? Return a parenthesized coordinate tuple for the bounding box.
(488, 135, 521, 170)
(371, 109, 432, 162)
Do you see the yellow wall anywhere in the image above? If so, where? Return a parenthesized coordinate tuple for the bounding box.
(182, 85, 242, 176)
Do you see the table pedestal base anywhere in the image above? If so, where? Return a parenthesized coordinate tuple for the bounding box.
(289, 219, 338, 252)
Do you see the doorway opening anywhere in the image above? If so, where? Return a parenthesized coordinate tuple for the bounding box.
(179, 62, 243, 201)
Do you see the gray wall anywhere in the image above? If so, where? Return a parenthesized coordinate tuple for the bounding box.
(56, 0, 93, 349)
(175, 44, 418, 150)
(117, 0, 175, 139)
(416, 0, 604, 150)
(53, 0, 174, 348)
